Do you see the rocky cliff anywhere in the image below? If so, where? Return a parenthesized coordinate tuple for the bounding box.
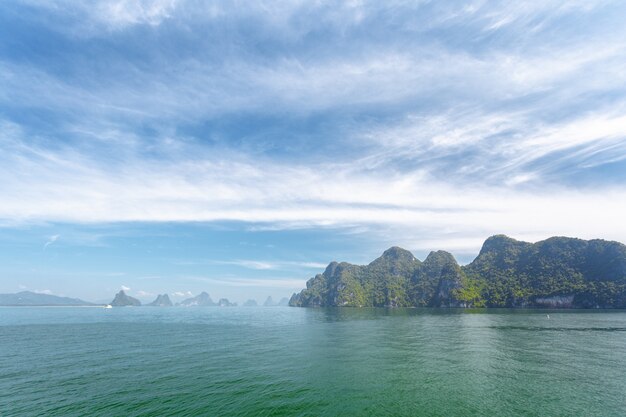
(290, 235, 626, 308)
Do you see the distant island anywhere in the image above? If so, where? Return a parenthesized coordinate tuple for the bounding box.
(263, 296, 290, 307)
(289, 235, 626, 309)
(148, 294, 173, 307)
(0, 291, 94, 306)
(0, 290, 273, 307)
(175, 291, 236, 307)
(10, 234, 623, 309)
(111, 290, 142, 306)
(107, 291, 239, 307)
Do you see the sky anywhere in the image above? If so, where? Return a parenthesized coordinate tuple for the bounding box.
(1, 0, 626, 303)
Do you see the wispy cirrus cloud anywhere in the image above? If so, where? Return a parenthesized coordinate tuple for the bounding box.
(1, 0, 626, 258)
(43, 234, 59, 249)
(2, 113, 626, 256)
(187, 276, 306, 289)
(203, 260, 330, 271)
(18, 0, 178, 32)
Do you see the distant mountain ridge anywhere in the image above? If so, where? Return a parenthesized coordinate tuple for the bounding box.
(289, 235, 626, 308)
(0, 291, 95, 306)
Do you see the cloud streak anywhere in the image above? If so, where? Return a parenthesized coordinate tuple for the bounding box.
(2, 113, 626, 255)
(1, 0, 626, 258)
(43, 234, 60, 249)
(187, 276, 307, 289)
(201, 260, 330, 271)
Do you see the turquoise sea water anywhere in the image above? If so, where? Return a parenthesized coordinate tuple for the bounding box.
(1, 307, 625, 416)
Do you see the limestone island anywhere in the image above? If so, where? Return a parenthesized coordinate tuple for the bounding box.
(290, 235, 626, 308)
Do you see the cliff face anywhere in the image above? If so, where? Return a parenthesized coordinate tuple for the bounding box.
(462, 235, 626, 308)
(411, 250, 464, 307)
(290, 235, 626, 308)
(292, 247, 466, 308)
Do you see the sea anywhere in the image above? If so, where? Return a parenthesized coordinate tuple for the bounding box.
(1, 307, 625, 416)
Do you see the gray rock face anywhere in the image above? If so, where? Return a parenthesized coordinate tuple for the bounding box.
(263, 296, 275, 306)
(179, 292, 216, 306)
(148, 294, 173, 307)
(110, 290, 141, 307)
(414, 250, 464, 307)
(278, 297, 289, 306)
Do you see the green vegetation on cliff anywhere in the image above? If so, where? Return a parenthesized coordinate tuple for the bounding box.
(290, 235, 626, 308)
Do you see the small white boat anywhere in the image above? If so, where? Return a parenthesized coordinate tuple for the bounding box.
(104, 304, 113, 309)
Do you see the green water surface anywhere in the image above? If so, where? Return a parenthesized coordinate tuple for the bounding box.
(1, 307, 625, 416)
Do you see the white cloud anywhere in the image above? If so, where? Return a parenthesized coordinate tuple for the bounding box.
(136, 290, 154, 297)
(188, 276, 306, 289)
(516, 113, 626, 159)
(97, 0, 177, 28)
(121, 285, 131, 291)
(207, 260, 328, 271)
(233, 260, 275, 270)
(291, 262, 329, 269)
(172, 291, 193, 297)
(2, 30, 621, 128)
(34, 289, 53, 295)
(2, 122, 626, 257)
(475, 1, 604, 32)
(43, 234, 60, 249)
(20, 0, 178, 32)
(1, 0, 626, 259)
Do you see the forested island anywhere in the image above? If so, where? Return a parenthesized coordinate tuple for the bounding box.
(289, 235, 626, 308)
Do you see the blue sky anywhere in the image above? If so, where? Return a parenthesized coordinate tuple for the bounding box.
(1, 1, 626, 303)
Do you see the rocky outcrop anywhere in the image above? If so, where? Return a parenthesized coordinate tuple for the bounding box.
(110, 290, 141, 307)
(291, 235, 626, 309)
(217, 298, 236, 307)
(147, 294, 173, 307)
(178, 292, 216, 306)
